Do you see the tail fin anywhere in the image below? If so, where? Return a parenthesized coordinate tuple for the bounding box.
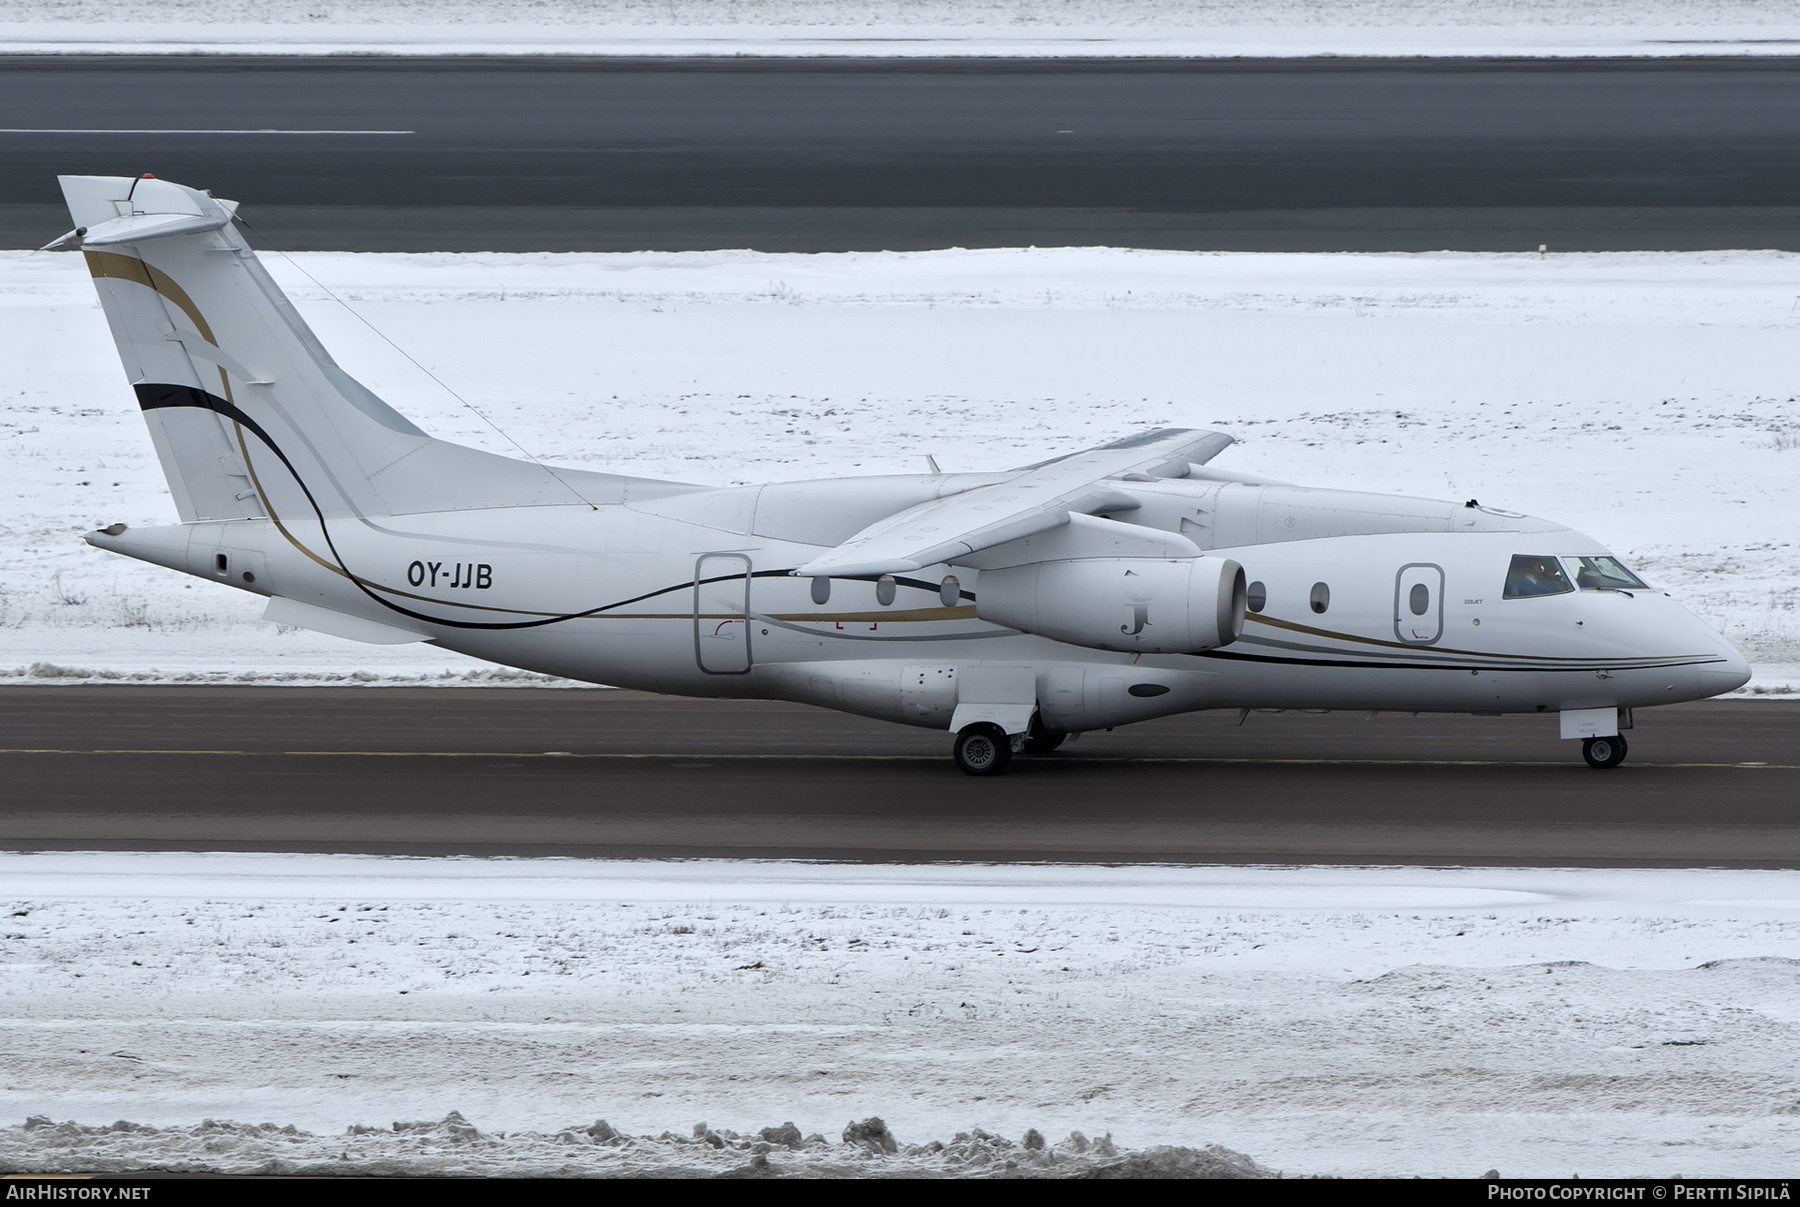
(59, 174, 680, 524)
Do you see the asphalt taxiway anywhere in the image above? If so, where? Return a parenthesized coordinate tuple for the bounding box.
(4, 55, 1800, 251)
(1, 687, 1793, 865)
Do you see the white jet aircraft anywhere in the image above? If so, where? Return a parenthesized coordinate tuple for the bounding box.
(50, 174, 1751, 774)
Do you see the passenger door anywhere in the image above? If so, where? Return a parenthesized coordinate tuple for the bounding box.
(694, 554, 753, 674)
(1394, 563, 1444, 645)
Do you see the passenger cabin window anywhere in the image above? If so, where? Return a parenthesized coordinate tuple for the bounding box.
(1561, 556, 1648, 591)
(1246, 581, 1267, 613)
(1309, 582, 1330, 614)
(1502, 554, 1574, 599)
(1409, 582, 1430, 615)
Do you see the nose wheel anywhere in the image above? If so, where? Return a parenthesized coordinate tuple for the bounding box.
(1582, 734, 1628, 769)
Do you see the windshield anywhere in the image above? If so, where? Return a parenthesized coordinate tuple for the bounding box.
(1502, 554, 1574, 599)
(1561, 555, 1649, 591)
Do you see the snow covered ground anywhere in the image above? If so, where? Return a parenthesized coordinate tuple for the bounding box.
(2, 0, 1799, 58)
(4, 854, 1800, 1177)
(2, 245, 1796, 691)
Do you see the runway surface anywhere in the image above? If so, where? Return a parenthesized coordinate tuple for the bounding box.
(5, 55, 1800, 251)
(2, 687, 1794, 865)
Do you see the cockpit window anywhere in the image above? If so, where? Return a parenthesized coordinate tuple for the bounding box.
(1502, 554, 1574, 599)
(1561, 555, 1648, 591)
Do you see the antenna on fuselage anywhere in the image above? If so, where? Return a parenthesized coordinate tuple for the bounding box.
(241, 223, 600, 511)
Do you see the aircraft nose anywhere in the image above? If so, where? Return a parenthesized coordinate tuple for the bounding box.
(1699, 639, 1753, 697)
(1674, 602, 1753, 696)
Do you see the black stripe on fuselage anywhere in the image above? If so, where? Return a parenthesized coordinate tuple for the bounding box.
(128, 386, 1725, 666)
(133, 383, 975, 631)
(1230, 631, 1705, 672)
(1197, 648, 1725, 673)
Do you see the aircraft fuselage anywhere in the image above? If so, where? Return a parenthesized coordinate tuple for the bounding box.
(94, 476, 1749, 738)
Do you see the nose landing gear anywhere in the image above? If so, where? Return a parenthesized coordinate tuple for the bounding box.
(1582, 734, 1628, 769)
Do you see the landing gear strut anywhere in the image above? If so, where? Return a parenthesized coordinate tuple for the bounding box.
(1582, 734, 1628, 769)
(953, 724, 1012, 777)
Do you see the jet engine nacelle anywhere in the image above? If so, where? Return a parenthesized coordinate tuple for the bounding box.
(975, 556, 1248, 654)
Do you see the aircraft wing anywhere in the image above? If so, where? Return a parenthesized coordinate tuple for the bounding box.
(794, 428, 1233, 578)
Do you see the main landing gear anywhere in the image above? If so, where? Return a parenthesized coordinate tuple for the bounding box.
(953, 724, 1011, 776)
(952, 723, 1068, 776)
(1582, 734, 1628, 770)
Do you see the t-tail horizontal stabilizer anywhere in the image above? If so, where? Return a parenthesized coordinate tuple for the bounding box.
(57, 173, 700, 531)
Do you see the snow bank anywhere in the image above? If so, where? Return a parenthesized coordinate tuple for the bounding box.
(2, 246, 1794, 691)
(2, 0, 1798, 57)
(0, 1112, 1271, 1178)
(4, 854, 1800, 1177)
